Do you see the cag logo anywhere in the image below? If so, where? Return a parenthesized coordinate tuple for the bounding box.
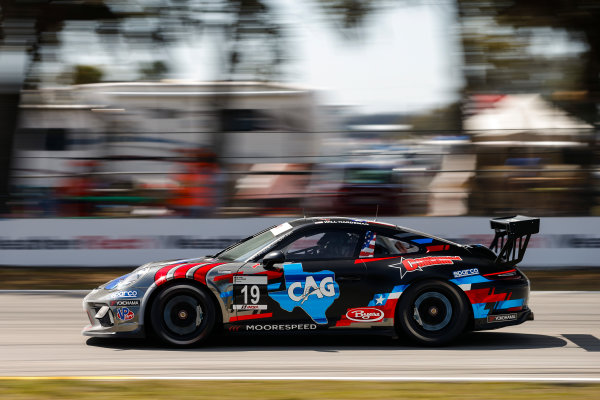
(288, 276, 336, 303)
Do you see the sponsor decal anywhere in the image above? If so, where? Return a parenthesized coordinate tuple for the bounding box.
(111, 290, 138, 298)
(345, 307, 384, 322)
(389, 256, 462, 278)
(268, 263, 340, 324)
(270, 222, 293, 236)
(453, 268, 479, 278)
(233, 304, 267, 310)
(233, 275, 268, 311)
(229, 324, 318, 332)
(314, 219, 368, 226)
(116, 307, 134, 321)
(228, 325, 243, 332)
(487, 313, 518, 323)
(111, 299, 141, 307)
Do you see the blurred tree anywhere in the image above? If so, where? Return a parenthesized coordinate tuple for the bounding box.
(73, 64, 104, 84)
(0, 0, 292, 213)
(0, 0, 117, 213)
(317, 0, 599, 125)
(457, 0, 600, 124)
(316, 0, 378, 39)
(138, 61, 169, 81)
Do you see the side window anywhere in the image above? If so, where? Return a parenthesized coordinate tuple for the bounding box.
(281, 229, 360, 260)
(360, 230, 421, 258)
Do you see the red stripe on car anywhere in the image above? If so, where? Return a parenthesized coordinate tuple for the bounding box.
(193, 263, 225, 285)
(213, 271, 242, 282)
(464, 288, 509, 304)
(483, 269, 517, 277)
(355, 256, 402, 264)
(173, 263, 204, 280)
(426, 245, 449, 252)
(229, 312, 273, 322)
(256, 270, 283, 279)
(154, 263, 183, 286)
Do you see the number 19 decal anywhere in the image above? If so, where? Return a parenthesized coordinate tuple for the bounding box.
(233, 275, 268, 310)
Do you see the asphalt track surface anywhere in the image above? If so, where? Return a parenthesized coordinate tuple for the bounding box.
(1, 291, 599, 380)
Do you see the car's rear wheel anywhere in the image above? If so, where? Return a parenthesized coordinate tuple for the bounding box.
(396, 280, 468, 346)
(150, 283, 216, 346)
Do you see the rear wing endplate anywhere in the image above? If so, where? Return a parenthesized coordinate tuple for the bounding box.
(489, 215, 540, 267)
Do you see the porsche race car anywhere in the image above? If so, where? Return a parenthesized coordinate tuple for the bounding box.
(83, 215, 539, 346)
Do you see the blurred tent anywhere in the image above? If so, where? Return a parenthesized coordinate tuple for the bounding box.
(465, 94, 593, 141)
(465, 94, 595, 216)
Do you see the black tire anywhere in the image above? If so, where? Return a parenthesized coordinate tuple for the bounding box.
(150, 283, 217, 347)
(396, 280, 468, 346)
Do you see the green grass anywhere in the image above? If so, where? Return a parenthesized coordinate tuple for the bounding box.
(0, 380, 599, 400)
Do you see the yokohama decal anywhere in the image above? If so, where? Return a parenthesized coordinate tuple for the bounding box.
(345, 307, 384, 322)
(389, 256, 462, 278)
(487, 313, 517, 323)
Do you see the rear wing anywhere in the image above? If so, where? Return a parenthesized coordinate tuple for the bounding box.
(489, 215, 540, 267)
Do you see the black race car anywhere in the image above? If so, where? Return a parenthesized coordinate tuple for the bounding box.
(83, 215, 539, 346)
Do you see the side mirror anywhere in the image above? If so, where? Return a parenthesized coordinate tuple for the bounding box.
(262, 250, 285, 270)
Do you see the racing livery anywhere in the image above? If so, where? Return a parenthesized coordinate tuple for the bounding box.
(83, 215, 538, 346)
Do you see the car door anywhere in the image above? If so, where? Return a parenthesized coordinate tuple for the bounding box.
(263, 226, 368, 326)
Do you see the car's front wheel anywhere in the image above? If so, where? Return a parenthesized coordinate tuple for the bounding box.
(396, 280, 469, 346)
(150, 283, 217, 346)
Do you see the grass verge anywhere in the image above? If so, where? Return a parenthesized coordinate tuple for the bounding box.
(0, 380, 599, 400)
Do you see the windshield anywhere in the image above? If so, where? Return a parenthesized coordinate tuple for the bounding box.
(215, 222, 293, 262)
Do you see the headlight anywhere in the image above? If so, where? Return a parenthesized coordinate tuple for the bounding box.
(113, 266, 150, 290)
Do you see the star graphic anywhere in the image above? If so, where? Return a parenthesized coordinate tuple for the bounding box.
(375, 295, 385, 305)
(388, 257, 411, 278)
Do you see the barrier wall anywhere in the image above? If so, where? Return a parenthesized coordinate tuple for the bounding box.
(0, 217, 598, 267)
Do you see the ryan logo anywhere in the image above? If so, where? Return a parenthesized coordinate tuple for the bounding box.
(389, 256, 462, 278)
(116, 307, 134, 321)
(345, 307, 384, 322)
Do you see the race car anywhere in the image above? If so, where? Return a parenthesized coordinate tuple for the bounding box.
(82, 215, 539, 346)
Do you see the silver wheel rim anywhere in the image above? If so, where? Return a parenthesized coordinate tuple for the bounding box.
(413, 291, 452, 331)
(163, 294, 204, 336)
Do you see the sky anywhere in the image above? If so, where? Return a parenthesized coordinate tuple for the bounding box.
(54, 0, 464, 114)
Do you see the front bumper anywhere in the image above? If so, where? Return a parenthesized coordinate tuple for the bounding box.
(82, 288, 146, 338)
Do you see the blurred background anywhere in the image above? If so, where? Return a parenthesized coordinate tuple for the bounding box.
(1, 0, 599, 220)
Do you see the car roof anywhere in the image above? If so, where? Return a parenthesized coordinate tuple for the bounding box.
(286, 217, 462, 247)
(288, 216, 398, 229)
